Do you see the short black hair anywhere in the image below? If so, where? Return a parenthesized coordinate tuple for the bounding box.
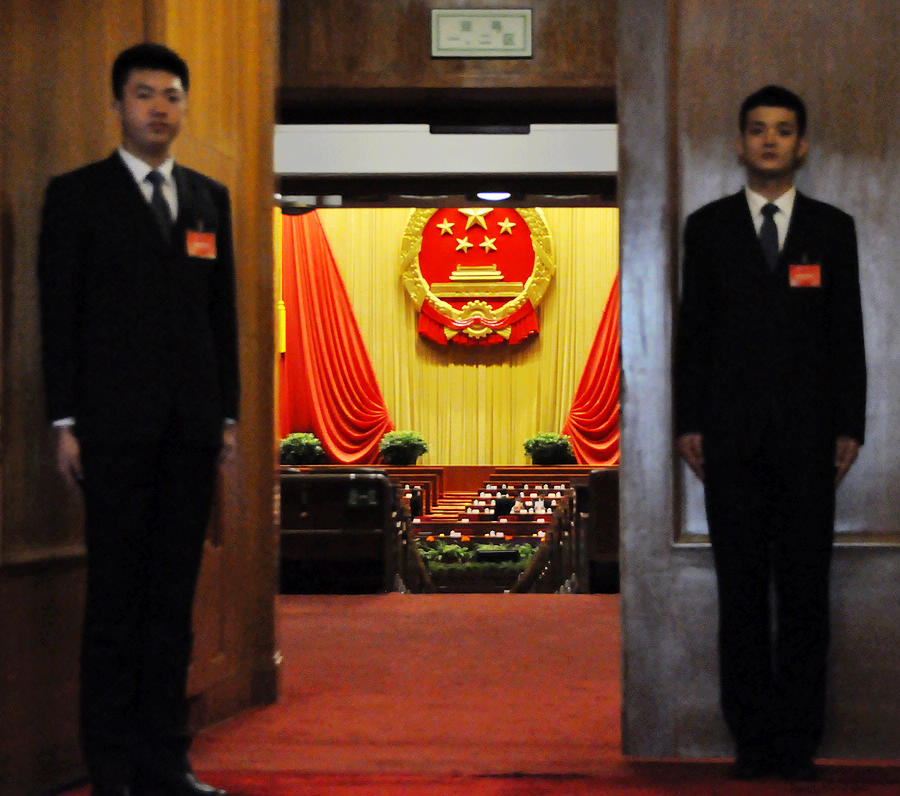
(112, 42, 189, 100)
(739, 85, 806, 137)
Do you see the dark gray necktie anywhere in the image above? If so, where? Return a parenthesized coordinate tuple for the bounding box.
(146, 170, 173, 243)
(759, 203, 779, 271)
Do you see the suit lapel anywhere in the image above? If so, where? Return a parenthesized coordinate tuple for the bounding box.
(725, 190, 770, 274)
(174, 166, 221, 241)
(173, 164, 192, 230)
(174, 166, 215, 238)
(731, 189, 815, 272)
(106, 152, 174, 253)
(782, 192, 816, 265)
(106, 153, 151, 218)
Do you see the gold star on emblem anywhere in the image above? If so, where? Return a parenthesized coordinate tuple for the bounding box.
(498, 217, 516, 234)
(460, 207, 493, 230)
(455, 236, 474, 253)
(437, 218, 455, 235)
(479, 236, 498, 253)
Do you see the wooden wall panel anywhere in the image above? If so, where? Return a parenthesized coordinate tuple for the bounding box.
(674, 0, 900, 541)
(0, 1, 278, 792)
(620, 0, 900, 759)
(0, 1, 139, 565)
(0, 4, 142, 792)
(147, 0, 280, 725)
(283, 0, 615, 88)
(279, 0, 616, 121)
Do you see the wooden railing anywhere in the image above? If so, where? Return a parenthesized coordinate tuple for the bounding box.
(279, 464, 618, 593)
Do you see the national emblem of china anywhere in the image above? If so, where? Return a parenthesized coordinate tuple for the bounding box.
(400, 208, 555, 346)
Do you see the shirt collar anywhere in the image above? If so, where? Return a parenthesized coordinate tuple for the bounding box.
(117, 146, 175, 186)
(744, 185, 796, 220)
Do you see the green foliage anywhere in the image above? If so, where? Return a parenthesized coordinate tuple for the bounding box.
(418, 541, 471, 564)
(379, 430, 428, 464)
(416, 539, 536, 574)
(428, 560, 525, 577)
(523, 432, 577, 464)
(279, 432, 326, 465)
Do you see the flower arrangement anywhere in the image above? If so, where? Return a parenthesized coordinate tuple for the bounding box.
(279, 432, 326, 465)
(523, 432, 577, 465)
(379, 430, 428, 465)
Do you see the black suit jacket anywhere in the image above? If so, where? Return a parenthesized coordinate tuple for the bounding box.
(39, 152, 240, 445)
(674, 190, 866, 460)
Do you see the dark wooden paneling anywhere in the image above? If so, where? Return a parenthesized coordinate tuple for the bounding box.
(279, 0, 616, 123)
(0, 1, 278, 792)
(0, 0, 134, 566)
(0, 4, 142, 791)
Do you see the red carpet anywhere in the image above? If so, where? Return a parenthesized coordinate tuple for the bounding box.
(60, 594, 900, 794)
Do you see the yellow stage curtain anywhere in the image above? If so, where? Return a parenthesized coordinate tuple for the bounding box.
(313, 207, 618, 465)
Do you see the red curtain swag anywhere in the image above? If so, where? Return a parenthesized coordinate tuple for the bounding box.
(279, 210, 619, 466)
(562, 274, 621, 466)
(418, 300, 539, 346)
(279, 210, 394, 463)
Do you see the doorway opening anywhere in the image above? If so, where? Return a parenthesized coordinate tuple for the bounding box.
(273, 172, 620, 596)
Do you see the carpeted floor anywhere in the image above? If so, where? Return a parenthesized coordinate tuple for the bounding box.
(59, 594, 900, 794)
(194, 594, 622, 776)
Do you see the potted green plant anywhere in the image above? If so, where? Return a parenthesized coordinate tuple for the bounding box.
(280, 432, 326, 465)
(416, 539, 537, 593)
(379, 430, 428, 465)
(523, 432, 577, 465)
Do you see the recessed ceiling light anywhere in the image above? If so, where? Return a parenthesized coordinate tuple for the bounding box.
(476, 191, 512, 201)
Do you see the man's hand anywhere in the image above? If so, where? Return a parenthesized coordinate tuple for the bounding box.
(834, 435, 860, 486)
(220, 423, 238, 465)
(677, 432, 705, 482)
(56, 426, 83, 489)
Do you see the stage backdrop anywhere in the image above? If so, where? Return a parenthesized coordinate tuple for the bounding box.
(280, 207, 618, 465)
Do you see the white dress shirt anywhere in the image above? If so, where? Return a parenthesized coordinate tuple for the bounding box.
(117, 146, 178, 221)
(744, 185, 795, 251)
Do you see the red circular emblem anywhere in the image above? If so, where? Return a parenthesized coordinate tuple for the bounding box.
(400, 208, 555, 346)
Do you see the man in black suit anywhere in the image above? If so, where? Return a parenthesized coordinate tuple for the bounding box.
(674, 86, 866, 782)
(38, 43, 238, 796)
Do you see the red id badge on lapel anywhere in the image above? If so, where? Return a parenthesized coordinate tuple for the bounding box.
(186, 230, 217, 259)
(789, 264, 821, 287)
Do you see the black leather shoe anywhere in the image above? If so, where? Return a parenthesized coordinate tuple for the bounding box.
(134, 772, 226, 796)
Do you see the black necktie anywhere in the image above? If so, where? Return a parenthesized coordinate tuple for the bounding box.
(759, 203, 779, 271)
(146, 170, 173, 243)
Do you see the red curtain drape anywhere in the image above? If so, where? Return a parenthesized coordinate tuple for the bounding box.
(562, 274, 620, 465)
(279, 210, 394, 463)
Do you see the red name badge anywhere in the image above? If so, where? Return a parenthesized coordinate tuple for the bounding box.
(789, 264, 821, 287)
(186, 230, 217, 259)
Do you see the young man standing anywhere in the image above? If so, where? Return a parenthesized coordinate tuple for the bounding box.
(674, 86, 866, 781)
(38, 43, 239, 796)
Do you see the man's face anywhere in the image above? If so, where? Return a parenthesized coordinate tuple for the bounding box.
(114, 68, 187, 162)
(737, 105, 808, 180)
